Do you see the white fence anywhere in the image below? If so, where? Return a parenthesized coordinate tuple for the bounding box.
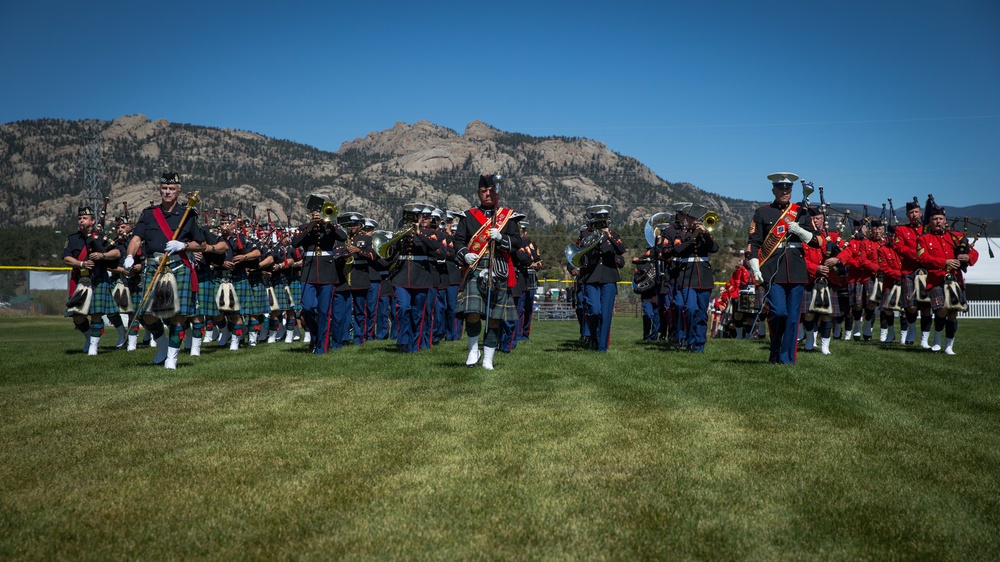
(959, 300, 1000, 319)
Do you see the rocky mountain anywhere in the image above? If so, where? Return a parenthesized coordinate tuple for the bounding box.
(0, 115, 757, 235)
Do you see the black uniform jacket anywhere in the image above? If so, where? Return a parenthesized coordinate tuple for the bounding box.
(64, 229, 116, 280)
(292, 222, 348, 285)
(654, 224, 681, 291)
(576, 228, 625, 285)
(672, 230, 718, 290)
(747, 201, 819, 284)
(389, 227, 446, 289)
(347, 232, 376, 290)
(453, 206, 523, 267)
(131, 203, 204, 255)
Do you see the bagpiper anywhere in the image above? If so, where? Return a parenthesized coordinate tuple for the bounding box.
(916, 198, 978, 354)
(454, 175, 523, 369)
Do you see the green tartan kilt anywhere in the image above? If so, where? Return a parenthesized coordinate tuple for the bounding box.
(143, 260, 198, 317)
(128, 275, 144, 313)
(270, 281, 292, 311)
(65, 271, 116, 316)
(230, 276, 253, 315)
(247, 277, 268, 316)
(197, 271, 220, 317)
(89, 273, 117, 315)
(289, 279, 303, 312)
(456, 276, 518, 323)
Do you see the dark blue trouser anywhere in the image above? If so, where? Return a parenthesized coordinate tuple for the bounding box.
(328, 292, 350, 351)
(433, 286, 446, 344)
(301, 283, 333, 354)
(445, 284, 461, 341)
(765, 282, 806, 364)
(351, 290, 369, 345)
(676, 287, 710, 351)
(642, 300, 660, 340)
(520, 289, 535, 340)
(365, 282, 379, 340)
(395, 286, 428, 353)
(584, 283, 617, 352)
(377, 290, 392, 340)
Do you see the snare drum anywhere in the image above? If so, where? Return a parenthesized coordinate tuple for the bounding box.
(737, 285, 759, 314)
(526, 268, 538, 290)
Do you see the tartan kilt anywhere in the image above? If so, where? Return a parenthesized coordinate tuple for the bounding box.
(197, 270, 220, 317)
(248, 278, 268, 316)
(270, 281, 292, 311)
(456, 277, 519, 323)
(928, 285, 947, 311)
(65, 271, 116, 316)
(804, 283, 841, 317)
(928, 283, 967, 312)
(128, 275, 144, 313)
(89, 272, 117, 316)
(231, 276, 253, 316)
(144, 260, 197, 317)
(288, 279, 303, 312)
(848, 280, 872, 308)
(898, 272, 918, 309)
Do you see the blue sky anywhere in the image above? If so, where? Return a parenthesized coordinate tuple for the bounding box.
(2, 0, 998, 207)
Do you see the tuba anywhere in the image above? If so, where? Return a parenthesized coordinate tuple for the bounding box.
(374, 204, 423, 259)
(644, 211, 672, 247)
(565, 230, 607, 268)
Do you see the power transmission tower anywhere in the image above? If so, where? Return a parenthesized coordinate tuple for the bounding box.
(80, 125, 105, 213)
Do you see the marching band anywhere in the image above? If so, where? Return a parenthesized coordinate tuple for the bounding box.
(63, 171, 984, 369)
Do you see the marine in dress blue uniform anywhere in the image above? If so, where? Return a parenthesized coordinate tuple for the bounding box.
(576, 205, 626, 353)
(746, 172, 820, 365)
(291, 196, 349, 354)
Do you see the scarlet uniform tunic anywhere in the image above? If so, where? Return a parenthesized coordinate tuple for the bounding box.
(916, 230, 979, 289)
(878, 242, 902, 287)
(727, 266, 751, 299)
(835, 236, 879, 283)
(803, 233, 827, 283)
(892, 223, 923, 275)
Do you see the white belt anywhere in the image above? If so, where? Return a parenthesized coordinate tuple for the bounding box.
(152, 252, 184, 263)
(785, 243, 803, 248)
(304, 251, 333, 257)
(398, 255, 430, 261)
(678, 257, 710, 263)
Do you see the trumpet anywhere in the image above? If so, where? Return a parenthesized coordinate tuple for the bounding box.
(320, 201, 339, 223)
(701, 211, 721, 232)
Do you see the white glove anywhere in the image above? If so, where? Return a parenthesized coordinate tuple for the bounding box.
(488, 228, 502, 241)
(748, 258, 764, 284)
(787, 222, 813, 244)
(123, 255, 135, 269)
(464, 252, 479, 265)
(165, 240, 186, 255)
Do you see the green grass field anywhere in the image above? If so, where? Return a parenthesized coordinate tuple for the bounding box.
(2, 315, 999, 561)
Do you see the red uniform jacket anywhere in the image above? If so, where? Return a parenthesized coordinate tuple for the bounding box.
(878, 242, 902, 285)
(892, 223, 923, 274)
(835, 236, 879, 283)
(916, 230, 979, 289)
